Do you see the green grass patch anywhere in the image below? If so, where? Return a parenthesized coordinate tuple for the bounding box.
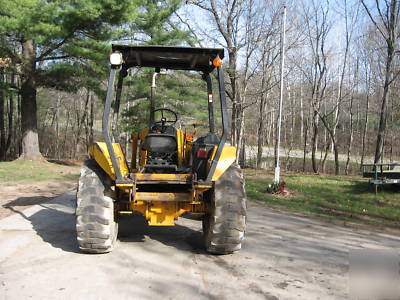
(246, 156, 361, 176)
(245, 169, 400, 228)
(0, 160, 80, 184)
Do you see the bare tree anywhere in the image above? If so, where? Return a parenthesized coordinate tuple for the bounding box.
(345, 58, 360, 174)
(361, 0, 400, 163)
(359, 34, 374, 167)
(188, 0, 247, 147)
(301, 0, 331, 173)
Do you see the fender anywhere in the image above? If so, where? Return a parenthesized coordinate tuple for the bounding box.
(210, 145, 237, 182)
(88, 142, 129, 180)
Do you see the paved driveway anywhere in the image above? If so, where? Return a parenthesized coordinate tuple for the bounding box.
(1, 192, 399, 299)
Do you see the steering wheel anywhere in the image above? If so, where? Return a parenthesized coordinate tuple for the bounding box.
(153, 108, 178, 127)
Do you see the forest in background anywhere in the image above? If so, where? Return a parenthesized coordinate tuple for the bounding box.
(1, 0, 400, 176)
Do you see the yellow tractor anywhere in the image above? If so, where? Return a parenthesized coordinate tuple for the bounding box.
(76, 45, 246, 254)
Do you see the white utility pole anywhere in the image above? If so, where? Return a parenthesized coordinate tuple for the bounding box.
(274, 5, 287, 183)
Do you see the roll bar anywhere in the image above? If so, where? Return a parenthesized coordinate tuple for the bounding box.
(102, 55, 228, 185)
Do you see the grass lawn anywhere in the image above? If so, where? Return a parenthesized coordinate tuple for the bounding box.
(245, 169, 400, 229)
(0, 160, 80, 185)
(246, 156, 361, 176)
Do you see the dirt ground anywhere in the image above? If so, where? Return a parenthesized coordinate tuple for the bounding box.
(0, 180, 77, 219)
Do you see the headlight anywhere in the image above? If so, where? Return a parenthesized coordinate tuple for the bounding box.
(110, 52, 123, 66)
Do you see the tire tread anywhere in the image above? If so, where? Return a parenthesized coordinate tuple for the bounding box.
(203, 164, 247, 254)
(76, 159, 117, 254)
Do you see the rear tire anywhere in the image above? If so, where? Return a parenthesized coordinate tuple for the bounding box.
(76, 159, 118, 253)
(203, 164, 246, 254)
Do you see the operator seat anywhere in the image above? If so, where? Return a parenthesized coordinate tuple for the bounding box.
(142, 125, 178, 172)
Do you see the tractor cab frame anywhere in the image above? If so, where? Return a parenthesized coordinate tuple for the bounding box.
(104, 45, 228, 185)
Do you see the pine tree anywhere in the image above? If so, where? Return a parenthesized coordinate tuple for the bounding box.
(129, 0, 193, 45)
(118, 0, 195, 134)
(121, 71, 209, 134)
(0, 0, 138, 160)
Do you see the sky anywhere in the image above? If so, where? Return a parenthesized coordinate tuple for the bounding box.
(177, 0, 382, 75)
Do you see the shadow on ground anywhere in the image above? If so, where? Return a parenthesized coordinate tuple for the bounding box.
(3, 195, 80, 253)
(3, 194, 206, 255)
(3, 196, 54, 207)
(118, 213, 206, 254)
(346, 180, 400, 195)
(47, 159, 81, 166)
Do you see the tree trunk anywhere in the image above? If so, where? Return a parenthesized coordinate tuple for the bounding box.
(389, 95, 394, 162)
(286, 85, 294, 169)
(0, 69, 5, 160)
(236, 104, 245, 166)
(345, 97, 354, 175)
(89, 92, 94, 146)
(256, 91, 267, 168)
(300, 79, 304, 140)
(5, 73, 14, 159)
(17, 90, 22, 156)
(227, 50, 238, 146)
(19, 39, 43, 161)
(346, 59, 359, 174)
(55, 93, 61, 158)
(374, 53, 392, 163)
(268, 110, 274, 147)
(311, 110, 319, 173)
(302, 119, 308, 172)
(321, 140, 331, 172)
(62, 109, 70, 159)
(321, 100, 330, 173)
(73, 89, 90, 158)
(360, 90, 369, 168)
(319, 115, 340, 175)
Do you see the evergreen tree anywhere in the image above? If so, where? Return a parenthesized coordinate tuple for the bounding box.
(0, 0, 138, 160)
(121, 71, 209, 134)
(129, 0, 193, 45)
(118, 0, 196, 135)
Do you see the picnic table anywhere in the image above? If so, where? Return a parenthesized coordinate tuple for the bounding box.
(362, 163, 400, 195)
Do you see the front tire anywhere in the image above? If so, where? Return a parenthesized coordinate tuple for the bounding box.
(76, 159, 118, 253)
(203, 164, 247, 254)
